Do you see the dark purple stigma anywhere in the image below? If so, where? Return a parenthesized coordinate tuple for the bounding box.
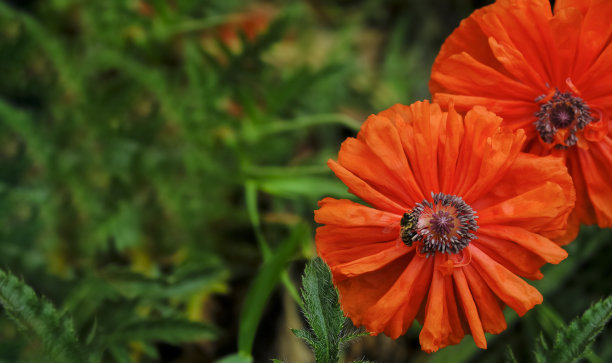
(401, 192, 478, 256)
(534, 90, 592, 149)
(430, 211, 454, 235)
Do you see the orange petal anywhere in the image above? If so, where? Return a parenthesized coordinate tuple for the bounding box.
(396, 101, 443, 193)
(472, 234, 546, 280)
(572, 0, 612, 78)
(463, 264, 507, 334)
(315, 198, 401, 227)
(335, 255, 411, 328)
(470, 245, 542, 316)
(475, 0, 557, 84)
(438, 105, 464, 192)
(478, 225, 568, 264)
(420, 254, 451, 353)
(488, 37, 547, 90)
(473, 153, 575, 239)
(337, 138, 414, 208)
(453, 107, 525, 200)
(444, 274, 467, 346)
(316, 225, 399, 266)
(431, 52, 535, 101)
(578, 140, 612, 227)
(360, 115, 424, 204)
(477, 182, 571, 234)
(453, 268, 487, 349)
(550, 5, 582, 80)
(330, 242, 410, 280)
(328, 159, 405, 214)
(362, 254, 432, 338)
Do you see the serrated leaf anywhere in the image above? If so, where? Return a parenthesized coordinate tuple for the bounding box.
(291, 328, 316, 348)
(299, 258, 345, 362)
(339, 328, 370, 345)
(111, 318, 217, 344)
(293, 258, 368, 363)
(0, 269, 86, 363)
(547, 295, 612, 362)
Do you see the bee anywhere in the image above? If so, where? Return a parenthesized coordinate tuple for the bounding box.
(400, 212, 417, 246)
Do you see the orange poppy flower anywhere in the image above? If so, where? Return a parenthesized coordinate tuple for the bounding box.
(430, 0, 612, 242)
(315, 101, 574, 352)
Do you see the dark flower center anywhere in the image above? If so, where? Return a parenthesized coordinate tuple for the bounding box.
(534, 90, 592, 149)
(400, 192, 478, 256)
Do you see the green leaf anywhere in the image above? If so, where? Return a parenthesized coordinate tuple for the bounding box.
(111, 318, 217, 344)
(258, 176, 352, 200)
(0, 269, 86, 363)
(293, 258, 368, 363)
(504, 345, 518, 363)
(216, 353, 253, 363)
(291, 328, 316, 348)
(237, 223, 307, 355)
(299, 257, 345, 362)
(547, 295, 612, 362)
(534, 332, 549, 363)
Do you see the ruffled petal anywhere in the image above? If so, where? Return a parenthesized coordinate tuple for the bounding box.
(433, 93, 537, 135)
(453, 107, 525, 200)
(330, 242, 410, 281)
(361, 254, 432, 338)
(463, 264, 507, 334)
(572, 0, 612, 77)
(438, 105, 464, 192)
(315, 198, 401, 227)
(453, 268, 487, 349)
(474, 153, 575, 238)
(577, 43, 612, 102)
(336, 138, 413, 208)
(488, 36, 548, 90)
(420, 254, 452, 353)
(397, 101, 444, 193)
(478, 225, 567, 264)
(477, 181, 568, 231)
(316, 225, 399, 267)
(577, 138, 612, 226)
(475, 0, 558, 84)
(472, 234, 547, 280)
(359, 114, 425, 204)
(328, 159, 405, 214)
(430, 52, 535, 101)
(335, 255, 412, 328)
(470, 245, 542, 316)
(550, 5, 582, 80)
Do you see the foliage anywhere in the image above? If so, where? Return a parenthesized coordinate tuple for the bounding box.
(0, 0, 610, 362)
(504, 295, 612, 363)
(291, 258, 369, 363)
(0, 269, 85, 362)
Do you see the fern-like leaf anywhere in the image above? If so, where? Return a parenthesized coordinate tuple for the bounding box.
(547, 295, 612, 362)
(0, 269, 86, 362)
(293, 258, 368, 363)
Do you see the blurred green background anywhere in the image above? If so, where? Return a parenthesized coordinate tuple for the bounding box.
(0, 0, 610, 362)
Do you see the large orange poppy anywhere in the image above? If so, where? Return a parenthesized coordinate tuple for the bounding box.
(315, 101, 574, 352)
(430, 0, 612, 242)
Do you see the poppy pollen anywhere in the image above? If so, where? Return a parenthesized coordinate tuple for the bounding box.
(400, 192, 478, 256)
(534, 89, 593, 149)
